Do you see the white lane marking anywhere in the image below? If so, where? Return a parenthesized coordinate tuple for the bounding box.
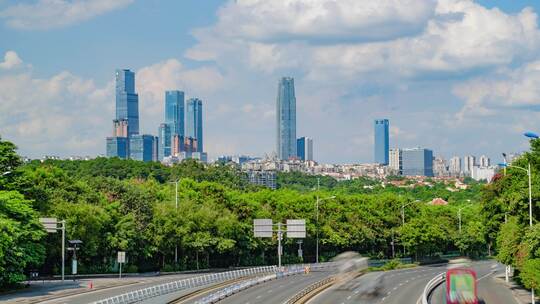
(256, 295, 261, 299)
(347, 295, 352, 300)
(267, 289, 272, 293)
(477, 271, 496, 281)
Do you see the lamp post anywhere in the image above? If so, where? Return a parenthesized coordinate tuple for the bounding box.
(401, 199, 420, 256)
(498, 162, 533, 227)
(315, 195, 336, 263)
(170, 179, 180, 265)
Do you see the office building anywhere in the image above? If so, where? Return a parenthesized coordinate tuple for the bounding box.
(471, 166, 496, 182)
(186, 98, 203, 152)
(246, 170, 277, 189)
(433, 157, 449, 177)
(449, 156, 461, 176)
(158, 123, 171, 161)
(115, 69, 139, 137)
(106, 137, 129, 159)
(129, 135, 157, 162)
(374, 119, 389, 165)
(171, 135, 198, 156)
(113, 119, 129, 137)
(464, 155, 476, 174)
(401, 148, 434, 177)
(389, 148, 402, 175)
(479, 155, 490, 167)
(165, 91, 185, 136)
(276, 77, 297, 160)
(296, 137, 313, 161)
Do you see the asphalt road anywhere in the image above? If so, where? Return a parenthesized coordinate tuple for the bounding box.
(309, 264, 450, 304)
(429, 261, 518, 304)
(34, 272, 214, 304)
(212, 269, 334, 304)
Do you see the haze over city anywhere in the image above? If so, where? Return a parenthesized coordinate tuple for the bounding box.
(2, 0, 540, 163)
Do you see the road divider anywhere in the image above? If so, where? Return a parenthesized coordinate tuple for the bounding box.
(421, 272, 445, 304)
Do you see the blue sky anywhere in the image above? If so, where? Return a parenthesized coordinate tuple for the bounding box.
(2, 0, 540, 164)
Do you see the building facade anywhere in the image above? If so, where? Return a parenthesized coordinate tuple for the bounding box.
(389, 148, 402, 175)
(158, 123, 171, 161)
(165, 91, 185, 137)
(449, 156, 461, 176)
(479, 155, 490, 167)
(106, 137, 129, 159)
(276, 77, 297, 160)
(115, 69, 139, 137)
(296, 137, 313, 161)
(129, 135, 157, 162)
(246, 170, 277, 189)
(464, 155, 476, 174)
(186, 98, 203, 152)
(401, 148, 434, 177)
(374, 119, 389, 165)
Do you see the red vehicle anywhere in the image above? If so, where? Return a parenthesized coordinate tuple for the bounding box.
(445, 268, 478, 304)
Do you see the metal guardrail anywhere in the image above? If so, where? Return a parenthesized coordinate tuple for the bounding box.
(283, 276, 335, 304)
(90, 266, 276, 304)
(194, 263, 339, 304)
(422, 273, 445, 304)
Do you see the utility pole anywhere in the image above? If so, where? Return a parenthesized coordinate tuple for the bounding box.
(458, 208, 462, 234)
(175, 179, 178, 266)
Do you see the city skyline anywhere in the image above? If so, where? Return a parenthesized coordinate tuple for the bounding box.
(3, 1, 540, 163)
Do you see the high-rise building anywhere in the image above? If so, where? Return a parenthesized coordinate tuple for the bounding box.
(276, 77, 297, 160)
(374, 119, 389, 165)
(296, 137, 313, 161)
(158, 123, 171, 161)
(165, 91, 185, 136)
(433, 157, 449, 177)
(389, 148, 402, 175)
(129, 135, 157, 162)
(449, 156, 461, 176)
(401, 148, 434, 177)
(479, 155, 490, 167)
(115, 69, 139, 137)
(106, 137, 129, 159)
(464, 155, 476, 174)
(113, 119, 129, 137)
(186, 98, 203, 152)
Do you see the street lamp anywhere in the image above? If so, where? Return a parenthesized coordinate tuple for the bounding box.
(315, 195, 336, 263)
(169, 179, 180, 265)
(401, 200, 420, 227)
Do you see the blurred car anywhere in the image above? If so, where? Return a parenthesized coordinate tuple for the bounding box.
(445, 268, 478, 304)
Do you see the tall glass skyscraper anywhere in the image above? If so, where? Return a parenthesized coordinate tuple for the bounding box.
(374, 119, 389, 165)
(165, 91, 185, 136)
(276, 77, 296, 160)
(186, 98, 203, 152)
(401, 148, 434, 177)
(115, 69, 139, 137)
(158, 123, 171, 161)
(297, 137, 313, 161)
(106, 137, 129, 159)
(130, 134, 157, 162)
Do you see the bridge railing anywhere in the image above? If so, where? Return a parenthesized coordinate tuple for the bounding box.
(90, 266, 276, 304)
(422, 272, 445, 304)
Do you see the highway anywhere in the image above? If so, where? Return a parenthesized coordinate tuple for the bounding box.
(309, 264, 448, 304)
(201, 269, 335, 304)
(429, 261, 517, 304)
(34, 272, 216, 304)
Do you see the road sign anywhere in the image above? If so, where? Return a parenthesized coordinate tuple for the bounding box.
(254, 219, 273, 237)
(286, 219, 306, 238)
(117, 251, 126, 263)
(39, 217, 58, 233)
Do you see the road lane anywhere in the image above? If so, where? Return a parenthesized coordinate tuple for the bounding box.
(429, 261, 518, 304)
(212, 269, 334, 304)
(309, 265, 448, 304)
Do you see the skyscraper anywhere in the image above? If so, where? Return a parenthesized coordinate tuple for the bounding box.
(297, 137, 313, 161)
(115, 69, 139, 137)
(158, 123, 171, 161)
(449, 156, 462, 176)
(106, 137, 129, 159)
(165, 91, 185, 136)
(401, 148, 434, 177)
(479, 155, 490, 167)
(374, 119, 389, 165)
(464, 155, 476, 174)
(389, 148, 402, 174)
(129, 135, 157, 162)
(276, 77, 296, 160)
(186, 98, 203, 152)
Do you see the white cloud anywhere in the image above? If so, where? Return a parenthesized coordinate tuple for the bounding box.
(188, 0, 540, 80)
(453, 60, 540, 119)
(0, 0, 134, 30)
(0, 50, 22, 69)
